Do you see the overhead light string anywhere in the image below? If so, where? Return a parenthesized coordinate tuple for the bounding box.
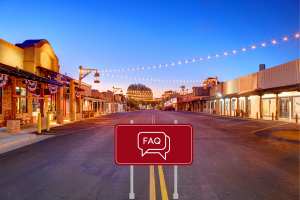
(98, 33, 299, 73)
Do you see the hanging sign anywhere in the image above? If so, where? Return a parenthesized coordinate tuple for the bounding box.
(75, 90, 80, 98)
(0, 74, 9, 89)
(25, 79, 37, 93)
(48, 84, 58, 95)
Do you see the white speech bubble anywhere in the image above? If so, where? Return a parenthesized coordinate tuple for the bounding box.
(137, 132, 170, 160)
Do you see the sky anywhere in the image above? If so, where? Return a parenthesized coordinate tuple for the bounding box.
(0, 0, 299, 97)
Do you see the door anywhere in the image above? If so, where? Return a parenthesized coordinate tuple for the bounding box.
(280, 97, 289, 118)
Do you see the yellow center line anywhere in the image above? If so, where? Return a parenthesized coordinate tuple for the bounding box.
(150, 165, 156, 200)
(158, 165, 169, 200)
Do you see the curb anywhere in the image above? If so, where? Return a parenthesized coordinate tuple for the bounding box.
(0, 134, 36, 149)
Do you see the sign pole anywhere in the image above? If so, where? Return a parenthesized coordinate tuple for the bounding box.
(129, 120, 135, 199)
(173, 119, 179, 199)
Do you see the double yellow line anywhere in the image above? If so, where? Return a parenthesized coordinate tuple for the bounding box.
(150, 115, 169, 200)
(150, 165, 169, 200)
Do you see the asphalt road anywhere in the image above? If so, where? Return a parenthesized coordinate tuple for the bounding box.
(0, 110, 299, 200)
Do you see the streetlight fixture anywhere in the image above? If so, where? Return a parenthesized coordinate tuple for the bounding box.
(113, 86, 123, 113)
(78, 66, 100, 119)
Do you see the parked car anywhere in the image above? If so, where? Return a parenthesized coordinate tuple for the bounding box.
(164, 106, 175, 111)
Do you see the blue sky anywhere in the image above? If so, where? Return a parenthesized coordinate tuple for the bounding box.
(0, 0, 299, 97)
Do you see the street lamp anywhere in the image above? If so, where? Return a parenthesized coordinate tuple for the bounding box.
(78, 66, 100, 119)
(180, 86, 188, 111)
(113, 86, 123, 113)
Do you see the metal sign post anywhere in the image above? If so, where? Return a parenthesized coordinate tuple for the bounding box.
(173, 120, 179, 199)
(129, 120, 135, 199)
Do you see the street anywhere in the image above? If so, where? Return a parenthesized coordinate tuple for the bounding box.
(0, 110, 299, 200)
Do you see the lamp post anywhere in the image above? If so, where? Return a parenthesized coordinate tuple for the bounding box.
(203, 77, 219, 114)
(79, 66, 100, 119)
(113, 86, 123, 113)
(180, 86, 188, 111)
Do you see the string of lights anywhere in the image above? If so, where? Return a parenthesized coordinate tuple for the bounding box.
(101, 73, 205, 83)
(96, 33, 299, 73)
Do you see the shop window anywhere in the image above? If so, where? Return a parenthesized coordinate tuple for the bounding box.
(48, 94, 56, 112)
(32, 99, 40, 113)
(16, 87, 28, 113)
(293, 97, 300, 117)
(263, 99, 270, 115)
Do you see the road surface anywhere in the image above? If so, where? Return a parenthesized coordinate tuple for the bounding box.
(0, 110, 299, 200)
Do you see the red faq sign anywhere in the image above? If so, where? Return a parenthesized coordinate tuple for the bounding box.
(114, 124, 193, 165)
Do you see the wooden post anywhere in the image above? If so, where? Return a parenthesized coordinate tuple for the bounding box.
(236, 97, 240, 116)
(69, 79, 75, 121)
(245, 97, 249, 117)
(229, 98, 232, 116)
(11, 77, 17, 120)
(223, 99, 226, 115)
(296, 114, 298, 123)
(259, 95, 263, 119)
(276, 93, 279, 120)
(272, 112, 274, 121)
(256, 112, 258, 119)
(40, 83, 45, 117)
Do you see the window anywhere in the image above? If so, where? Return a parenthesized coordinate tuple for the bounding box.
(48, 94, 56, 112)
(293, 97, 300, 117)
(16, 87, 28, 113)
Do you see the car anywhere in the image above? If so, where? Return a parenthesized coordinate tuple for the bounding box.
(164, 106, 175, 111)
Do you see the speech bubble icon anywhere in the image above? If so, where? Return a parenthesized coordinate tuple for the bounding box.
(137, 132, 170, 160)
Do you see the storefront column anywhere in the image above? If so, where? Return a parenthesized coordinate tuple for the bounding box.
(229, 98, 232, 115)
(236, 97, 240, 116)
(40, 83, 45, 117)
(245, 97, 249, 117)
(209, 101, 211, 113)
(276, 93, 279, 120)
(259, 95, 263, 119)
(69, 79, 76, 121)
(11, 77, 17, 120)
(56, 74, 64, 124)
(216, 99, 219, 114)
(223, 99, 226, 115)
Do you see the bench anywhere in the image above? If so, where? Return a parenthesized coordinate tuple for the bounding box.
(236, 109, 243, 116)
(17, 117, 31, 125)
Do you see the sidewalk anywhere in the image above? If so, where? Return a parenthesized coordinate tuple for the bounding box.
(0, 114, 107, 151)
(179, 110, 300, 124)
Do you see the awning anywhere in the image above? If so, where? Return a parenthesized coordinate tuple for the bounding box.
(177, 98, 200, 103)
(0, 63, 63, 86)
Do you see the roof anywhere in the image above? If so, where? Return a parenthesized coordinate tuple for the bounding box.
(0, 63, 63, 86)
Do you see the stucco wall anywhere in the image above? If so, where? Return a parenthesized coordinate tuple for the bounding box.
(0, 39, 24, 69)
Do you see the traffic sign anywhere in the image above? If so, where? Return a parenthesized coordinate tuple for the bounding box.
(115, 124, 193, 165)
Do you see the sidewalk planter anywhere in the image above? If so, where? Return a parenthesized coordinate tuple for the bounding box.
(41, 117, 47, 128)
(76, 113, 82, 121)
(6, 120, 20, 133)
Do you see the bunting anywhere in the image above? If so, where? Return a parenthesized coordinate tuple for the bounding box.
(75, 90, 80, 98)
(0, 74, 9, 89)
(48, 84, 58, 95)
(25, 79, 37, 93)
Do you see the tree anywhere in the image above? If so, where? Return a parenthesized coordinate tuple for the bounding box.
(127, 98, 139, 109)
